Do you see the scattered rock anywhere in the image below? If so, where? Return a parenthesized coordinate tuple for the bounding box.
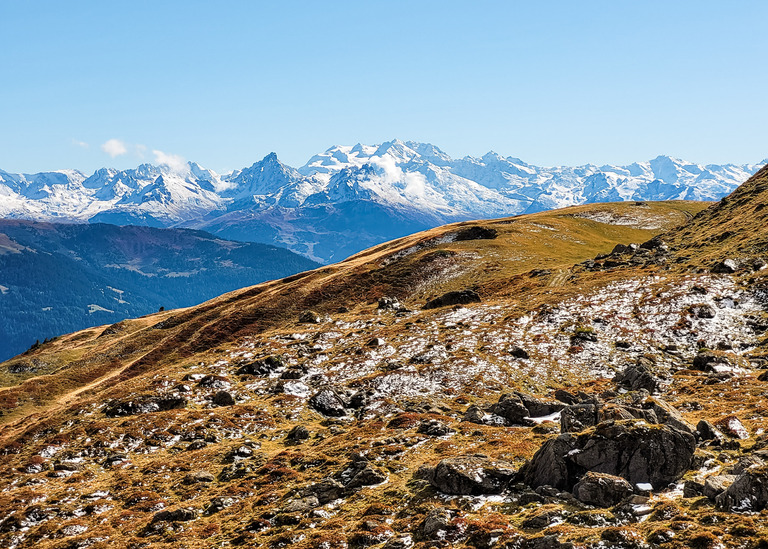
(714, 415, 750, 439)
(423, 290, 481, 310)
(454, 226, 498, 241)
(309, 389, 347, 417)
(151, 508, 197, 523)
(299, 310, 322, 324)
(572, 472, 634, 507)
(417, 419, 454, 437)
(712, 259, 739, 274)
(286, 425, 310, 442)
(427, 455, 517, 495)
(508, 346, 530, 359)
(104, 396, 186, 417)
(212, 391, 235, 407)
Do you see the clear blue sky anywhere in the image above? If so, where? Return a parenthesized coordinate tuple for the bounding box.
(1, 1, 766, 174)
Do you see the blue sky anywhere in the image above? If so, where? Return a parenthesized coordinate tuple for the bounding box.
(1, 1, 766, 174)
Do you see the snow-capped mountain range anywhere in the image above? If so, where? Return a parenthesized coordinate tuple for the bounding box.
(1, 140, 764, 263)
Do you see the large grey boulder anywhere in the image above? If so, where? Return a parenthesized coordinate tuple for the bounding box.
(525, 420, 695, 491)
(427, 456, 517, 495)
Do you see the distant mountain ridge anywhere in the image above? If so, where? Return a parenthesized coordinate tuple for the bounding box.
(1, 140, 763, 262)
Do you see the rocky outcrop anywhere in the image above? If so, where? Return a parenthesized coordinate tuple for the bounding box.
(525, 420, 695, 491)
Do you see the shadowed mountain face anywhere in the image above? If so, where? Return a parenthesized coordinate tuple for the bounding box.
(0, 220, 319, 360)
(3, 168, 768, 548)
(0, 141, 763, 263)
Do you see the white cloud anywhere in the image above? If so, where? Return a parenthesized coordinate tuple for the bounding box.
(101, 139, 128, 158)
(153, 149, 188, 174)
(71, 139, 89, 149)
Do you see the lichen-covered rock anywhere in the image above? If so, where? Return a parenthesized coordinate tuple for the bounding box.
(427, 456, 517, 495)
(572, 472, 634, 507)
(703, 474, 737, 501)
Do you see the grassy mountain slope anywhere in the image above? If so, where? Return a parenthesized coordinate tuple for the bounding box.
(3, 194, 768, 549)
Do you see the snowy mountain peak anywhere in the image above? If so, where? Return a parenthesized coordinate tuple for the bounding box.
(0, 141, 764, 263)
